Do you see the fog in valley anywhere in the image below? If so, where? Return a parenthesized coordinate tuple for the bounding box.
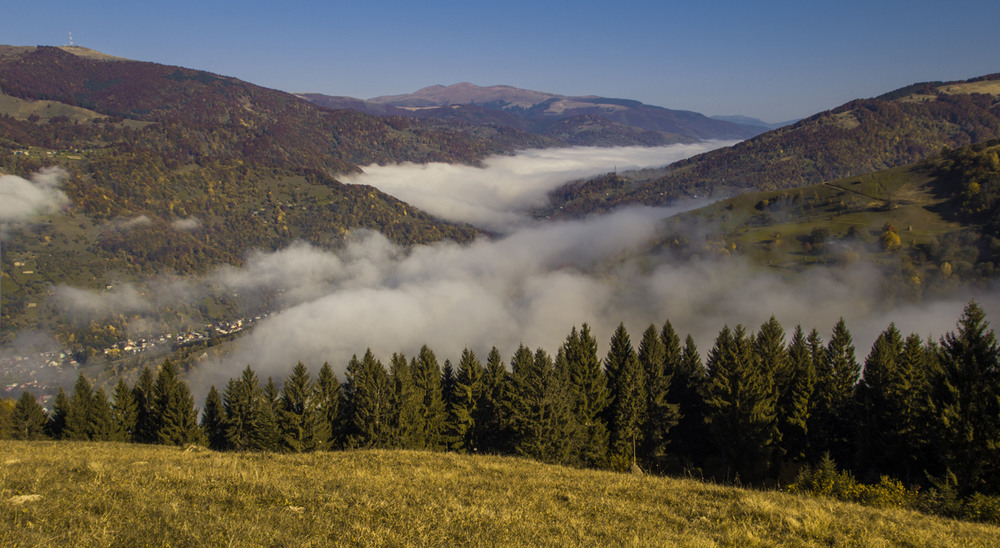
(10, 145, 997, 393)
(186, 144, 996, 390)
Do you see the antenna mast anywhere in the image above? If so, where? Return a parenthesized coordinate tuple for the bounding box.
(69, 30, 74, 47)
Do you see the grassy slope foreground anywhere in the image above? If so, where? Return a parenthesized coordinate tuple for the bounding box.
(2, 442, 999, 546)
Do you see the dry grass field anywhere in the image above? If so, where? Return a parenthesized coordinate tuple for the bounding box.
(2, 440, 999, 546)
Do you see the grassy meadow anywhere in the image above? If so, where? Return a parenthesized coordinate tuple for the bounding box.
(2, 441, 999, 546)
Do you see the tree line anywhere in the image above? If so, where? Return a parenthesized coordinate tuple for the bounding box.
(3, 302, 998, 498)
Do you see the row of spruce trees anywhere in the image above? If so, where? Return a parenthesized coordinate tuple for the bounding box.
(3, 301, 998, 496)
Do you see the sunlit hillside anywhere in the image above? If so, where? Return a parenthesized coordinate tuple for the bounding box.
(2, 441, 998, 546)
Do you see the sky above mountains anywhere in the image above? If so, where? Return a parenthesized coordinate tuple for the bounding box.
(2, 0, 998, 123)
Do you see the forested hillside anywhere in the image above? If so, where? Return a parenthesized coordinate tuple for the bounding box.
(543, 75, 1000, 216)
(0, 46, 552, 344)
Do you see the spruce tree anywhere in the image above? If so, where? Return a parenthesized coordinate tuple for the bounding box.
(201, 385, 228, 450)
(111, 378, 138, 442)
(441, 359, 457, 412)
(477, 347, 510, 454)
(315, 362, 343, 448)
(154, 361, 201, 446)
(637, 323, 679, 472)
(90, 388, 114, 442)
(448, 348, 485, 452)
(388, 353, 421, 449)
(811, 319, 860, 467)
(132, 366, 157, 443)
(412, 345, 446, 450)
(932, 301, 1000, 494)
(564, 324, 609, 467)
(703, 325, 779, 483)
(666, 334, 707, 470)
(508, 346, 574, 464)
(47, 387, 70, 439)
(223, 365, 270, 451)
(0, 398, 13, 440)
(63, 373, 95, 440)
(756, 316, 790, 387)
(604, 323, 647, 470)
(278, 362, 329, 453)
(11, 392, 49, 440)
(344, 349, 392, 448)
(779, 326, 816, 464)
(259, 377, 281, 451)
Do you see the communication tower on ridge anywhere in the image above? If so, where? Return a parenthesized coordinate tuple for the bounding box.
(69, 30, 74, 47)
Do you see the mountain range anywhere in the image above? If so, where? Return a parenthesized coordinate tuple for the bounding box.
(1, 43, 999, 361)
(299, 82, 766, 146)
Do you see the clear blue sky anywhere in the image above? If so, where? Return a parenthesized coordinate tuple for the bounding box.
(3, 0, 998, 122)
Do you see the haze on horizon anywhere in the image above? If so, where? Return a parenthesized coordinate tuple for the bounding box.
(2, 0, 999, 122)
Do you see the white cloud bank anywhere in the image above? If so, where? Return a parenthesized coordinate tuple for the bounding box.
(40, 145, 998, 393)
(0, 167, 69, 223)
(342, 142, 735, 232)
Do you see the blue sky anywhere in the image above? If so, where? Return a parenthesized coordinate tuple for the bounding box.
(2, 0, 998, 121)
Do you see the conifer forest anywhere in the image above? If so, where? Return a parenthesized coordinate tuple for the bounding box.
(3, 301, 998, 523)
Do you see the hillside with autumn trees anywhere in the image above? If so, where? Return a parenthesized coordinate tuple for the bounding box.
(542, 75, 1000, 217)
(0, 46, 558, 344)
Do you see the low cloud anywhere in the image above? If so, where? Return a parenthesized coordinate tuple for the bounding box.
(342, 142, 735, 232)
(31, 147, 998, 395)
(190, 211, 998, 392)
(172, 217, 201, 231)
(0, 167, 69, 223)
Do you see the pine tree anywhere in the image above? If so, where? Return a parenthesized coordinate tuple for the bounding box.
(11, 392, 49, 440)
(637, 323, 679, 472)
(315, 362, 343, 449)
(563, 324, 609, 467)
(477, 347, 510, 454)
(604, 323, 647, 470)
(412, 345, 446, 450)
(932, 301, 1000, 494)
(448, 348, 485, 452)
(201, 385, 227, 450)
(703, 325, 779, 483)
(344, 349, 392, 448)
(278, 362, 329, 453)
(110, 378, 138, 442)
(811, 319, 860, 466)
(388, 353, 421, 449)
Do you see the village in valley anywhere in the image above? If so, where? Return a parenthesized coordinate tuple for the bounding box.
(1, 311, 274, 407)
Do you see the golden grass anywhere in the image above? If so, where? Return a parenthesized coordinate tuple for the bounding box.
(2, 440, 997, 546)
(0, 91, 102, 123)
(938, 80, 1000, 97)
